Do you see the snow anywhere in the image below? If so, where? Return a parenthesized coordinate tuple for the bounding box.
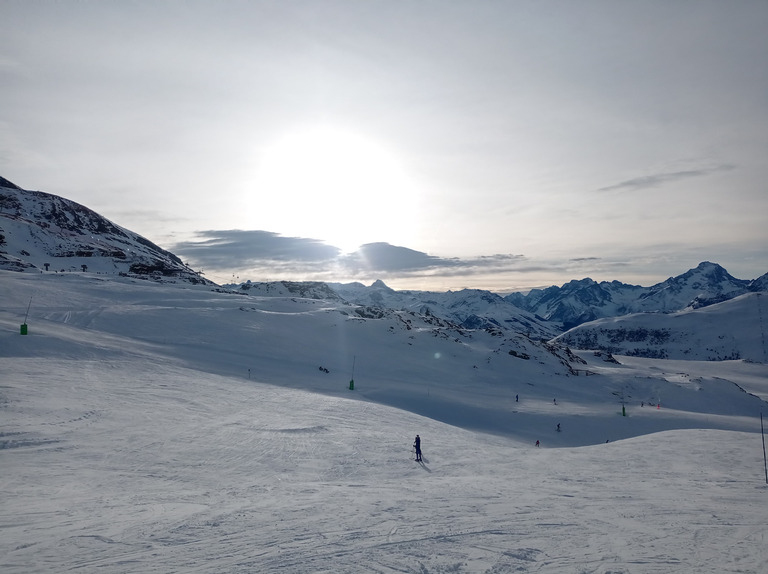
(0, 186, 206, 282)
(556, 292, 768, 362)
(2, 270, 767, 573)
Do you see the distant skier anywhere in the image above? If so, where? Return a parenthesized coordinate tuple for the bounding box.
(535, 440, 540, 447)
(414, 434, 422, 462)
(515, 394, 519, 402)
(557, 423, 561, 432)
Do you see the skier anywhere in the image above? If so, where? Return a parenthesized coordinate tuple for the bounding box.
(414, 434, 422, 462)
(535, 440, 540, 447)
(557, 423, 561, 432)
(515, 394, 519, 402)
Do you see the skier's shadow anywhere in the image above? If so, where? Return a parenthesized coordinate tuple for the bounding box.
(418, 457, 432, 472)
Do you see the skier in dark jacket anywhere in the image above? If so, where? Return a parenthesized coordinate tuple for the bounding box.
(414, 435, 422, 462)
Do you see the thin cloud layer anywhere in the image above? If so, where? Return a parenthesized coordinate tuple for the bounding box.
(598, 164, 736, 193)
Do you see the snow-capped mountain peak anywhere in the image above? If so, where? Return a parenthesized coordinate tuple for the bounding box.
(639, 261, 749, 310)
(507, 261, 761, 329)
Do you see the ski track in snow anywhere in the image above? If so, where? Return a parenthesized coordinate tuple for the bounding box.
(1, 272, 767, 573)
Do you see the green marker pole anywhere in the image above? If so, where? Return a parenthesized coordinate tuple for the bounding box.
(20, 295, 32, 335)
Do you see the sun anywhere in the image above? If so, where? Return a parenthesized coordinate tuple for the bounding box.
(251, 126, 419, 254)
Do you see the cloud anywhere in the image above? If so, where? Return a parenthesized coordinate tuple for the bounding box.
(342, 244, 533, 276)
(172, 231, 536, 281)
(172, 230, 341, 268)
(338, 243, 458, 273)
(598, 164, 736, 192)
(169, 230, 765, 292)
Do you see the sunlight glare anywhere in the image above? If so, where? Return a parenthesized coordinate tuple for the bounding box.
(252, 126, 419, 254)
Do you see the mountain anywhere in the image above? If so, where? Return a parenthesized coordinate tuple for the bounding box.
(506, 261, 761, 329)
(0, 178, 211, 285)
(235, 279, 345, 301)
(327, 280, 560, 339)
(4, 176, 766, 349)
(2, 179, 767, 572)
(223, 279, 560, 340)
(326, 261, 765, 337)
(506, 278, 645, 329)
(2, 269, 766, 573)
(748, 271, 768, 293)
(555, 292, 768, 362)
(636, 261, 750, 311)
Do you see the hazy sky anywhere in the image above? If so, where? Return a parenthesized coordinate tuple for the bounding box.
(2, 1, 766, 291)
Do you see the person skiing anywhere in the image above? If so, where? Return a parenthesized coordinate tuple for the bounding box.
(414, 434, 422, 462)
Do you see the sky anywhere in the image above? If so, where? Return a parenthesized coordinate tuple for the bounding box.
(1, 0, 767, 291)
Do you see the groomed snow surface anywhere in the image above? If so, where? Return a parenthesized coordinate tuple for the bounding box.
(2, 271, 767, 573)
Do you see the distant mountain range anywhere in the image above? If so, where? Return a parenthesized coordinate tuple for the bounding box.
(506, 261, 767, 329)
(326, 260, 766, 332)
(2, 175, 766, 362)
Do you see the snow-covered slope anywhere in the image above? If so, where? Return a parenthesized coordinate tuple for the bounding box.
(555, 292, 768, 362)
(237, 279, 346, 301)
(2, 270, 767, 573)
(227, 279, 561, 339)
(2, 178, 768, 572)
(0, 271, 604, 440)
(2, 270, 765, 442)
(327, 280, 561, 339)
(0, 178, 210, 285)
